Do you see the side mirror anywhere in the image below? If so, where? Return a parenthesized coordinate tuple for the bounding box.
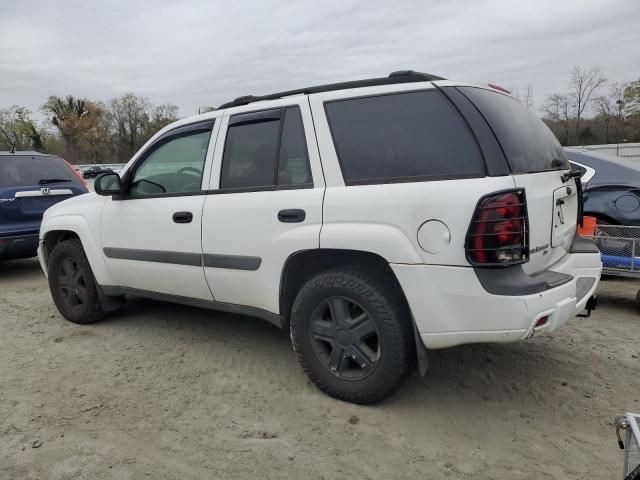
(94, 172, 123, 196)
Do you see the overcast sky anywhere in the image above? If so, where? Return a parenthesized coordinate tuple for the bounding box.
(1, 0, 639, 118)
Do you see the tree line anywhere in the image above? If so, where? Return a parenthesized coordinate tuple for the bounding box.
(0, 93, 179, 164)
(1, 67, 639, 164)
(541, 66, 640, 146)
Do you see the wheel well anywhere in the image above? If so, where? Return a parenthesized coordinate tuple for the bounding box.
(279, 249, 406, 322)
(42, 230, 80, 267)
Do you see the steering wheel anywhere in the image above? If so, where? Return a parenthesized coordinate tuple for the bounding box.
(178, 167, 201, 176)
(182, 181, 201, 191)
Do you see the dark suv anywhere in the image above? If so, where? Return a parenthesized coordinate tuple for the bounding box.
(0, 151, 88, 261)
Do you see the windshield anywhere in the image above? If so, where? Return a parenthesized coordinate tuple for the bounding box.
(459, 87, 569, 173)
(0, 155, 79, 188)
(0, 155, 78, 188)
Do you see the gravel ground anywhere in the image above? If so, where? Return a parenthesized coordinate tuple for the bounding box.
(1, 258, 639, 479)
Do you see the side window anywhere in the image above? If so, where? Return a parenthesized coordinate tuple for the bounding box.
(220, 118, 280, 189)
(278, 108, 311, 185)
(324, 90, 484, 184)
(220, 106, 311, 190)
(130, 128, 212, 196)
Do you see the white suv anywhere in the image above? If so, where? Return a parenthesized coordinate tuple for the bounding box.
(38, 71, 602, 404)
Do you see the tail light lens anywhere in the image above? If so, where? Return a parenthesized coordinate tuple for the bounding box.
(466, 189, 528, 267)
(63, 159, 88, 188)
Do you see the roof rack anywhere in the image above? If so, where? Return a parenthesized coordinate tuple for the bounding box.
(217, 70, 445, 109)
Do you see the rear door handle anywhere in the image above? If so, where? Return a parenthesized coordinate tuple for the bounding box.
(173, 211, 193, 223)
(278, 209, 306, 223)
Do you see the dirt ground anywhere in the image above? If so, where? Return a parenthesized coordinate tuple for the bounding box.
(1, 258, 639, 480)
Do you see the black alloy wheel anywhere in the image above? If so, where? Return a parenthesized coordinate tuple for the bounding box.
(309, 296, 380, 380)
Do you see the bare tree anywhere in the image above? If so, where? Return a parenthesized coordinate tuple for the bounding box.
(523, 85, 534, 109)
(151, 103, 179, 131)
(607, 82, 628, 143)
(624, 79, 640, 117)
(109, 93, 152, 161)
(108, 94, 179, 162)
(595, 95, 614, 143)
(568, 66, 607, 142)
(543, 93, 571, 144)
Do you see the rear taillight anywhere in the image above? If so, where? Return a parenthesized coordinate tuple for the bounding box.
(466, 189, 528, 267)
(63, 159, 88, 188)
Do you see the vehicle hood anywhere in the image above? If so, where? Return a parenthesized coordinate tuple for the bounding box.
(565, 148, 640, 189)
(42, 191, 106, 224)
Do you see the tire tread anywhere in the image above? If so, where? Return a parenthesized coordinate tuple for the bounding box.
(48, 239, 105, 324)
(290, 265, 414, 404)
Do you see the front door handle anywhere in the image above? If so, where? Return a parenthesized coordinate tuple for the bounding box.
(173, 211, 193, 223)
(278, 209, 306, 223)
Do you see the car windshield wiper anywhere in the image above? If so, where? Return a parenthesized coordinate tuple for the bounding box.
(39, 178, 71, 185)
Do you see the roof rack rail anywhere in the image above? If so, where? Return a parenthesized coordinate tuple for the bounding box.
(217, 70, 445, 109)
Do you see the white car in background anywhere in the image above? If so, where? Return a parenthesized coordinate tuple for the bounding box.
(37, 71, 601, 403)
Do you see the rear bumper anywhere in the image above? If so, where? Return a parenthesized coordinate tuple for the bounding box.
(391, 250, 601, 350)
(0, 234, 39, 260)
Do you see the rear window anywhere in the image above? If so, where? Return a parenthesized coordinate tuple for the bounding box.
(459, 87, 569, 173)
(325, 90, 484, 185)
(0, 155, 79, 188)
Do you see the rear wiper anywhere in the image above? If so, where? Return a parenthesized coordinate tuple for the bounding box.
(39, 178, 70, 185)
(560, 169, 582, 183)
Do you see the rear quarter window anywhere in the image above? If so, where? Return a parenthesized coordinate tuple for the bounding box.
(459, 87, 569, 174)
(0, 155, 78, 188)
(324, 90, 485, 185)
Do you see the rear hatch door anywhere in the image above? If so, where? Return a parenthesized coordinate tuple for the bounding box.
(459, 87, 578, 274)
(0, 154, 87, 237)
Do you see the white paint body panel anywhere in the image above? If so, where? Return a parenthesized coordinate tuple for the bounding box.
(38, 193, 115, 286)
(98, 118, 222, 300)
(201, 98, 325, 313)
(100, 195, 213, 300)
(317, 179, 515, 265)
(394, 249, 601, 349)
(514, 171, 578, 275)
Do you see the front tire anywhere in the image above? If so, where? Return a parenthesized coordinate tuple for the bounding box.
(48, 239, 105, 324)
(290, 265, 415, 404)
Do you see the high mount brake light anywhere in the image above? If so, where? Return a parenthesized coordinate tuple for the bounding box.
(487, 83, 511, 94)
(466, 190, 529, 267)
(63, 159, 88, 188)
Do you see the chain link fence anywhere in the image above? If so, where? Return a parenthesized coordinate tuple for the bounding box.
(574, 143, 640, 163)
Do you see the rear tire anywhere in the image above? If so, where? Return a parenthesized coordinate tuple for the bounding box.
(625, 463, 640, 480)
(48, 239, 105, 324)
(290, 265, 415, 404)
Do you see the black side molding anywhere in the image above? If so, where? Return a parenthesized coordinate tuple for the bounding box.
(475, 265, 573, 296)
(103, 247, 262, 271)
(103, 247, 202, 267)
(203, 253, 261, 270)
(570, 235, 600, 254)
